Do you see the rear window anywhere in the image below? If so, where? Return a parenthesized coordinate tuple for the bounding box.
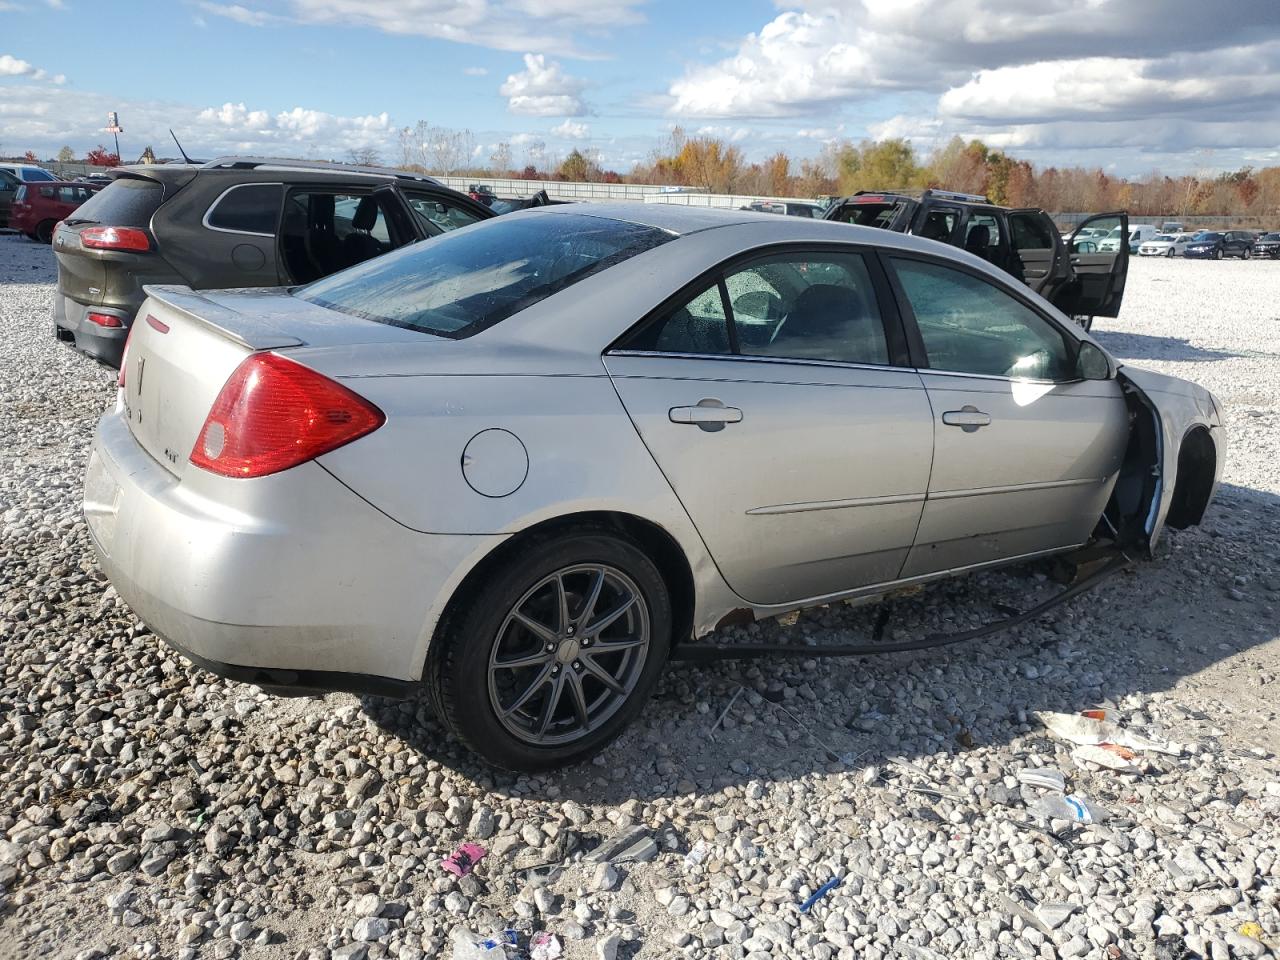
(67, 177, 163, 227)
(21, 168, 57, 182)
(296, 213, 673, 339)
(831, 200, 905, 228)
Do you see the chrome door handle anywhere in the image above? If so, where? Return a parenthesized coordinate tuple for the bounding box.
(669, 399, 742, 432)
(941, 406, 992, 432)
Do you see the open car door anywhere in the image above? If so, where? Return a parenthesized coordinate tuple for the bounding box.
(1063, 212, 1129, 320)
(1007, 208, 1064, 296)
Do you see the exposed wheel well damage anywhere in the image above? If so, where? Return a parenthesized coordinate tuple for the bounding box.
(1166, 427, 1216, 530)
(1102, 381, 1161, 550)
(426, 511, 696, 673)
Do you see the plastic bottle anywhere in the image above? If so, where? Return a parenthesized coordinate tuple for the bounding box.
(1028, 793, 1108, 824)
(450, 927, 506, 959)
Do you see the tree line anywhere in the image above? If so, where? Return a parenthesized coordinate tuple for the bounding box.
(22, 125, 1280, 218)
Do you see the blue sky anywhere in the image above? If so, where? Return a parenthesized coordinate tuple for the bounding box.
(4, 0, 1280, 177)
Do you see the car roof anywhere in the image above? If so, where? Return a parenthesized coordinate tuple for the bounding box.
(524, 201, 986, 259)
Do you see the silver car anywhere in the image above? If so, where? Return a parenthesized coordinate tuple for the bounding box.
(84, 204, 1225, 770)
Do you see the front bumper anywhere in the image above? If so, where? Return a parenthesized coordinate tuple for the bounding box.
(85, 406, 502, 692)
(1183, 248, 1218, 259)
(53, 294, 134, 368)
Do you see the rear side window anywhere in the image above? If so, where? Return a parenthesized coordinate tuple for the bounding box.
(205, 183, 283, 235)
(626, 252, 890, 366)
(68, 178, 163, 226)
(297, 213, 672, 339)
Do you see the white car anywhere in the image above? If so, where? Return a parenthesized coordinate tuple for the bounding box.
(1138, 233, 1191, 257)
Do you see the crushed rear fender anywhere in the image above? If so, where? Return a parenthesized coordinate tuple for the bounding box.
(1111, 366, 1224, 555)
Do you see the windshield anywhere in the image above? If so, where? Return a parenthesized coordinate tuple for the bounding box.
(297, 213, 673, 339)
(1263, 233, 1280, 241)
(21, 168, 58, 182)
(1153, 234, 1174, 241)
(1195, 232, 1222, 242)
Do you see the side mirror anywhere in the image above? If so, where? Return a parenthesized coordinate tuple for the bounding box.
(434, 202, 447, 214)
(1076, 341, 1110, 381)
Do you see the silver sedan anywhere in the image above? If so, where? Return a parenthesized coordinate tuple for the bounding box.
(84, 204, 1224, 770)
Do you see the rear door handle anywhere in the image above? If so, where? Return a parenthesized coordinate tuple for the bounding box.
(669, 399, 742, 432)
(941, 406, 992, 432)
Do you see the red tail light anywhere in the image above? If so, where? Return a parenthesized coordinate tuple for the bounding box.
(190, 353, 385, 479)
(87, 311, 123, 328)
(80, 226, 151, 252)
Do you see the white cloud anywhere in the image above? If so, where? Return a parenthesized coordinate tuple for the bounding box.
(0, 54, 34, 76)
(500, 53, 588, 116)
(206, 0, 646, 56)
(0, 53, 66, 84)
(463, 66, 488, 76)
(197, 2, 280, 25)
(695, 124, 751, 142)
(551, 119, 589, 138)
(2, 82, 396, 160)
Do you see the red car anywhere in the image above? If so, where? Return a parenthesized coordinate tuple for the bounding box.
(11, 181, 102, 243)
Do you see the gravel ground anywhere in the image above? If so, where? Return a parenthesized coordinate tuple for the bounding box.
(2, 232, 1278, 960)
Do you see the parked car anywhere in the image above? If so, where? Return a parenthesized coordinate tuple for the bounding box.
(1184, 230, 1255, 260)
(1160, 221, 1185, 234)
(1253, 232, 1280, 259)
(488, 189, 568, 214)
(1099, 224, 1157, 254)
(0, 168, 19, 228)
(85, 205, 1223, 770)
(467, 184, 498, 206)
(1138, 233, 1191, 257)
(53, 156, 494, 368)
(741, 200, 826, 218)
(824, 189, 1128, 330)
(10, 180, 102, 243)
(0, 163, 59, 183)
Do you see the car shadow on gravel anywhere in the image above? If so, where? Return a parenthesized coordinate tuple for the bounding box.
(362, 481, 1278, 805)
(1093, 330, 1240, 362)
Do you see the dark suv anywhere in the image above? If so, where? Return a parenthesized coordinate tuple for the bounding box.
(824, 189, 1128, 329)
(1253, 232, 1280, 259)
(1184, 230, 1255, 260)
(53, 157, 494, 367)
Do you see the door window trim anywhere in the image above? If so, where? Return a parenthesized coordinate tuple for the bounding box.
(607, 241, 914, 369)
(396, 187, 492, 239)
(201, 182, 285, 238)
(878, 248, 1101, 384)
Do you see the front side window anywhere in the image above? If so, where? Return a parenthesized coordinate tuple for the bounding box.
(22, 168, 57, 182)
(402, 191, 484, 236)
(830, 200, 905, 229)
(1010, 214, 1054, 250)
(297, 213, 671, 338)
(917, 208, 958, 242)
(626, 252, 890, 366)
(205, 183, 284, 235)
(891, 257, 1074, 381)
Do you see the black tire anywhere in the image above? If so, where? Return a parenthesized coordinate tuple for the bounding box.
(1167, 248, 1175, 257)
(427, 527, 672, 770)
(34, 220, 56, 244)
(1214, 247, 1223, 260)
(1242, 247, 1251, 260)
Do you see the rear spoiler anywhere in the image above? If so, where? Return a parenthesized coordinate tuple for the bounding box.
(141, 285, 304, 350)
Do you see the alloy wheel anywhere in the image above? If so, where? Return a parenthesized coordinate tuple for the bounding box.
(487, 563, 651, 746)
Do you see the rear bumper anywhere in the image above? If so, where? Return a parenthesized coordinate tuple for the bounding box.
(53, 294, 134, 368)
(85, 406, 503, 691)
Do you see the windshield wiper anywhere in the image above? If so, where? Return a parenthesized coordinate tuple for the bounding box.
(61, 217, 98, 226)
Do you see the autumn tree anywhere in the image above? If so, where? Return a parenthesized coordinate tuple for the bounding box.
(558, 149, 590, 182)
(86, 145, 120, 167)
(57, 145, 75, 162)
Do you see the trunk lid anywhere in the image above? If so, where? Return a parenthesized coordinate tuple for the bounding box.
(121, 285, 427, 480)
